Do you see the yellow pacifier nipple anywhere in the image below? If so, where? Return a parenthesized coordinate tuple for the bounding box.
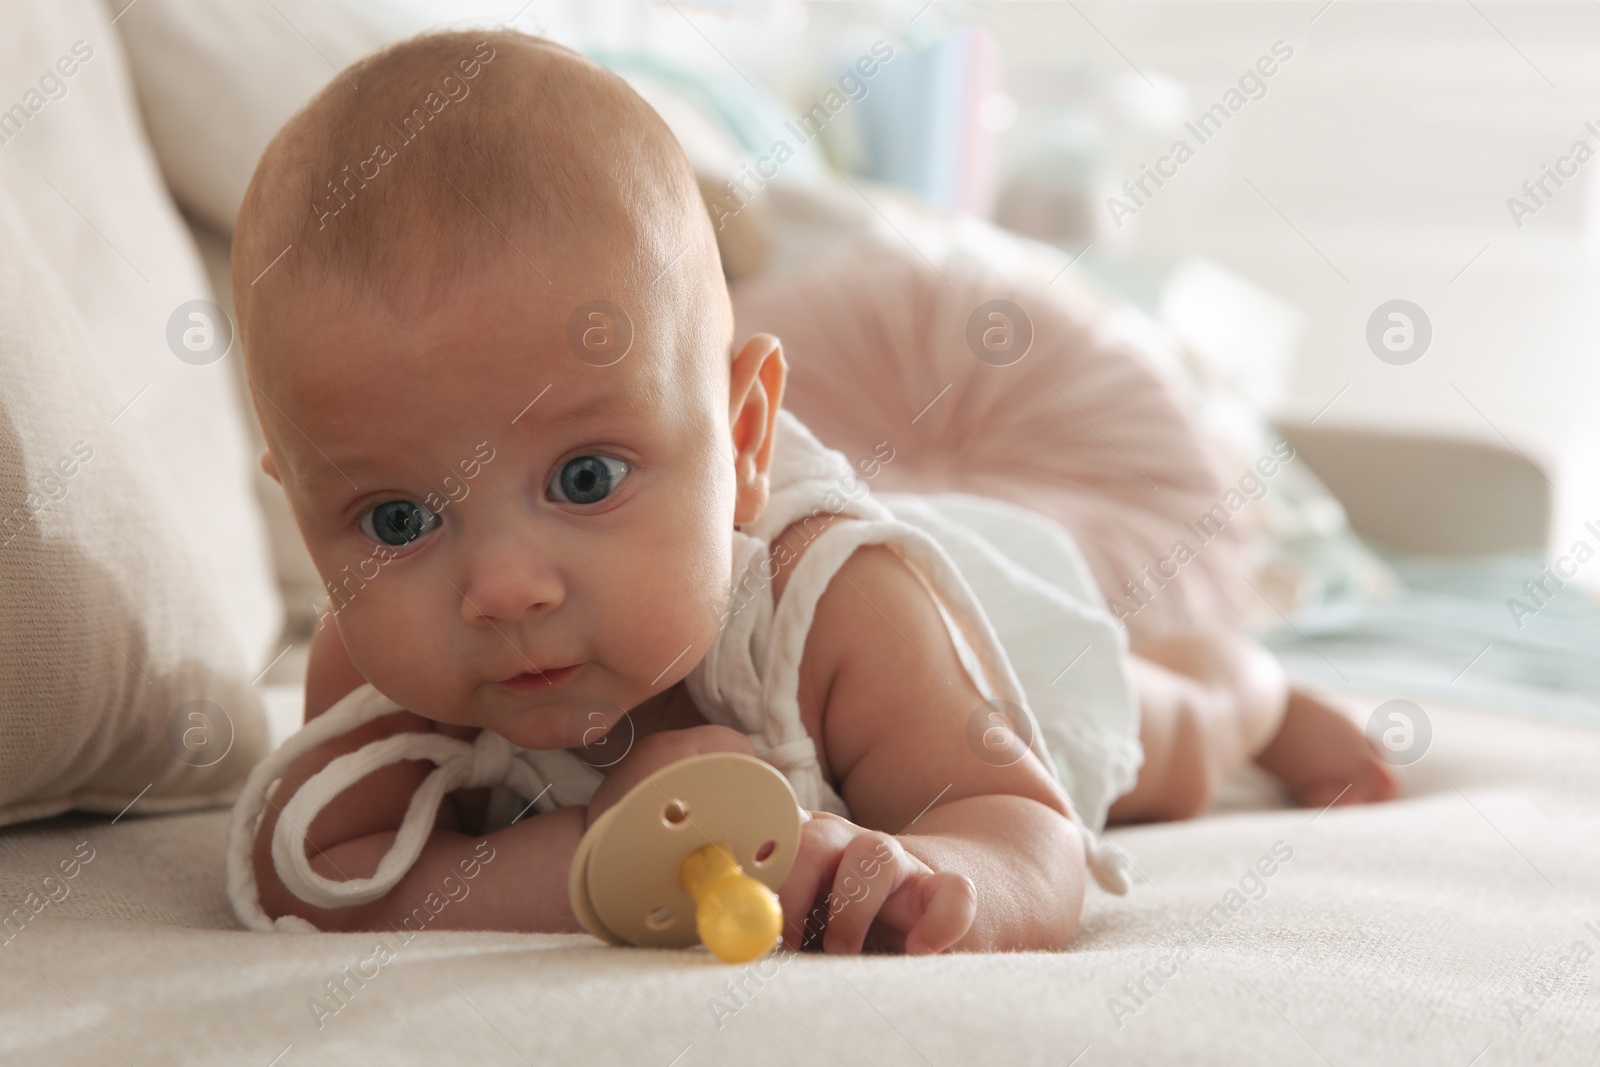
(679, 841, 783, 964)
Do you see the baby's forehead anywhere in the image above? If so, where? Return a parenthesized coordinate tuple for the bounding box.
(258, 253, 726, 457)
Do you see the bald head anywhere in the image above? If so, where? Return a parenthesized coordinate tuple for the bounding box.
(233, 30, 723, 352)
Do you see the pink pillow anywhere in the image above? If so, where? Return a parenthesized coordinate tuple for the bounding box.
(731, 247, 1260, 646)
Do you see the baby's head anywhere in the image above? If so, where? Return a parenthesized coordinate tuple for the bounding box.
(235, 30, 785, 750)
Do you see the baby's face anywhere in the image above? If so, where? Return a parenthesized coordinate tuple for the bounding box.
(256, 250, 739, 750)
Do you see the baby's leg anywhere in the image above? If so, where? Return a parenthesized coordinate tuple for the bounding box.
(1107, 631, 1396, 823)
(1107, 631, 1286, 822)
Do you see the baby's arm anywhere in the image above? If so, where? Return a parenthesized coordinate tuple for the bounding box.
(772, 534, 1089, 954)
(252, 623, 752, 933)
(250, 621, 589, 932)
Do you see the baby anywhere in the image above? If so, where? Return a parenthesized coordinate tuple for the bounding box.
(231, 30, 1394, 955)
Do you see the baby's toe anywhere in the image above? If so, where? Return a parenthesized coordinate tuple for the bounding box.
(1308, 754, 1399, 809)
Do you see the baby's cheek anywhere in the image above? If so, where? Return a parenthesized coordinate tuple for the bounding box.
(335, 578, 462, 716)
(614, 514, 731, 683)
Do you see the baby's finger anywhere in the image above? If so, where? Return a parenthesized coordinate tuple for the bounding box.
(820, 832, 922, 955)
(864, 869, 978, 956)
(775, 812, 852, 950)
(899, 871, 977, 956)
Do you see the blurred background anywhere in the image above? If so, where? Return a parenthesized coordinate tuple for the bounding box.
(340, 0, 1600, 565)
(242, 0, 1596, 723)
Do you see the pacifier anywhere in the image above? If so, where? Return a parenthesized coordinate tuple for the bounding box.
(567, 752, 802, 963)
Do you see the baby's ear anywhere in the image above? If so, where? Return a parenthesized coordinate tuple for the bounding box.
(729, 333, 786, 525)
(259, 449, 281, 484)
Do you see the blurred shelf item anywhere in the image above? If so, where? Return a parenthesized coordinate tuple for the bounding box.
(854, 26, 1002, 217)
(1273, 419, 1552, 556)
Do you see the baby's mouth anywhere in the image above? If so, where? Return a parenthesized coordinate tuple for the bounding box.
(498, 665, 581, 691)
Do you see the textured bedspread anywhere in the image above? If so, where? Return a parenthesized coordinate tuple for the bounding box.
(2, 698, 1597, 1066)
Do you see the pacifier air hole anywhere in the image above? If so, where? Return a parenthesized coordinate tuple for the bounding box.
(753, 839, 775, 864)
(662, 799, 689, 825)
(645, 905, 675, 930)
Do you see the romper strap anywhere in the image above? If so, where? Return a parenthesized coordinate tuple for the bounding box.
(764, 518, 1137, 895)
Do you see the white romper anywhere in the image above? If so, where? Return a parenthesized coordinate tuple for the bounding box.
(226, 410, 1142, 933)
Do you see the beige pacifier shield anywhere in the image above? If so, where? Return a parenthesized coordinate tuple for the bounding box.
(567, 801, 627, 946)
(579, 752, 801, 949)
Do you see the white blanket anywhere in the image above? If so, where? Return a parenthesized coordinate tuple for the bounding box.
(2, 695, 1597, 1066)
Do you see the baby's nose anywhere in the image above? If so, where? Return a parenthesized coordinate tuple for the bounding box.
(456, 531, 566, 624)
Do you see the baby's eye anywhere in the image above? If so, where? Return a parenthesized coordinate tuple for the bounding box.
(359, 499, 441, 547)
(549, 455, 629, 505)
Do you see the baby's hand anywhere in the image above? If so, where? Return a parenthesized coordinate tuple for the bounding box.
(584, 724, 755, 828)
(777, 810, 976, 956)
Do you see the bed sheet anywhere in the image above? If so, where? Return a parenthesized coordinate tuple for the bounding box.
(2, 698, 1596, 1066)
(1264, 550, 1600, 728)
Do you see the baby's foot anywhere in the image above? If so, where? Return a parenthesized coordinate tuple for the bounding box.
(1253, 686, 1398, 808)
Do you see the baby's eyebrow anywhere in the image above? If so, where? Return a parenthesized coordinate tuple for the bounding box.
(534, 390, 639, 426)
(298, 457, 392, 497)
(517, 387, 669, 436)
(295, 388, 653, 497)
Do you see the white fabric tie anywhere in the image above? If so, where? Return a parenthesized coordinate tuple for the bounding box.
(226, 684, 560, 932)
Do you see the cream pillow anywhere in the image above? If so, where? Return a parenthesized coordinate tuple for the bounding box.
(107, 0, 398, 636)
(0, 188, 269, 825)
(0, 0, 277, 823)
(0, 0, 281, 672)
(106, 0, 397, 240)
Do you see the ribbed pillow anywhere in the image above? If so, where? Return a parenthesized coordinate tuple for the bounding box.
(0, 0, 281, 671)
(0, 190, 269, 825)
(105, 0, 399, 637)
(0, 0, 274, 825)
(732, 246, 1260, 645)
(105, 0, 395, 240)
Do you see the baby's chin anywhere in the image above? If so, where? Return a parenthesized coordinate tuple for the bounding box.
(376, 668, 642, 752)
(461, 689, 623, 753)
